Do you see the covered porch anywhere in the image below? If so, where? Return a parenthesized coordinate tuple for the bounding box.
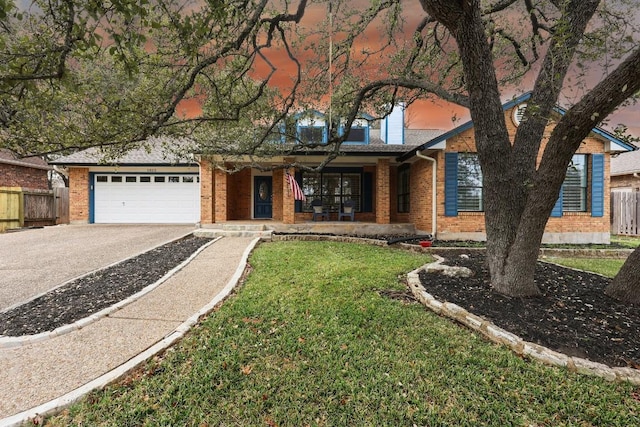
(198, 154, 425, 229)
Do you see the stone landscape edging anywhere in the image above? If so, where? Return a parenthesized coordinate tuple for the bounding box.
(0, 236, 223, 349)
(407, 255, 640, 386)
(0, 237, 261, 427)
(273, 235, 637, 384)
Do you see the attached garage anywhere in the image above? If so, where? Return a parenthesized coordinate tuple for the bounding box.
(50, 139, 202, 225)
(92, 173, 200, 223)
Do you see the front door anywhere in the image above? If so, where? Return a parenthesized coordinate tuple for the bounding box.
(254, 176, 273, 219)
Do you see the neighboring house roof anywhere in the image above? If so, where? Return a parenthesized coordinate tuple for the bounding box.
(611, 149, 640, 176)
(398, 92, 636, 162)
(49, 137, 197, 166)
(0, 149, 51, 171)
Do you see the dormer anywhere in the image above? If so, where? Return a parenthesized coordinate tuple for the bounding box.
(339, 113, 374, 145)
(295, 110, 328, 144)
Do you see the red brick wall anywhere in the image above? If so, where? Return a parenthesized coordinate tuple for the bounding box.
(69, 167, 89, 223)
(432, 107, 611, 240)
(0, 164, 49, 190)
(376, 159, 391, 224)
(228, 169, 252, 220)
(200, 160, 214, 224)
(214, 168, 228, 222)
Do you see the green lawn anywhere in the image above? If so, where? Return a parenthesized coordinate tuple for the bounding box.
(545, 257, 625, 278)
(610, 234, 640, 249)
(46, 242, 639, 426)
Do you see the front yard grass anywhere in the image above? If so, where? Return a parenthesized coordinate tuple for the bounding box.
(46, 242, 639, 426)
(545, 257, 625, 278)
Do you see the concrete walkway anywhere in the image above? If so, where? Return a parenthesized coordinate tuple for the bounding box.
(0, 224, 196, 311)
(0, 236, 257, 426)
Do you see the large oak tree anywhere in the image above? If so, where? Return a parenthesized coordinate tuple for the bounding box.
(2, 0, 640, 302)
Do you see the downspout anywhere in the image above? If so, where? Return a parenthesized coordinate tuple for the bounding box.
(415, 150, 437, 240)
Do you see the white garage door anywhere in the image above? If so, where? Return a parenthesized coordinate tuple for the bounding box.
(94, 174, 199, 223)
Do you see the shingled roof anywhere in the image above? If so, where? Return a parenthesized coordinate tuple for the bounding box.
(0, 149, 51, 170)
(611, 148, 640, 176)
(49, 137, 197, 166)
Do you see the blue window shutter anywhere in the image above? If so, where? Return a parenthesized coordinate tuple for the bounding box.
(591, 153, 604, 217)
(294, 171, 303, 212)
(363, 172, 373, 212)
(551, 186, 563, 217)
(444, 152, 458, 216)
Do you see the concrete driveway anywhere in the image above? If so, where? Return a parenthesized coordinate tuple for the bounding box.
(0, 224, 196, 312)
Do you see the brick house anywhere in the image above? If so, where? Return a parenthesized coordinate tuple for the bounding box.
(611, 148, 640, 192)
(52, 93, 634, 243)
(0, 149, 51, 190)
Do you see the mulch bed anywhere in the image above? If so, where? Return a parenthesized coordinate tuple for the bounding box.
(0, 235, 212, 337)
(418, 250, 640, 369)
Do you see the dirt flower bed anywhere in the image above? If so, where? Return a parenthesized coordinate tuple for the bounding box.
(0, 235, 212, 337)
(418, 250, 640, 369)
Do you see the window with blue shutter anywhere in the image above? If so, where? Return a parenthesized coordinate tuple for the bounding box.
(444, 152, 459, 216)
(591, 153, 604, 217)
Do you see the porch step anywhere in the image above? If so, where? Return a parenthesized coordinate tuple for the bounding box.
(194, 223, 272, 239)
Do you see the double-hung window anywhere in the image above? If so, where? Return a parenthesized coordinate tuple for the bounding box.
(562, 154, 587, 212)
(457, 153, 483, 212)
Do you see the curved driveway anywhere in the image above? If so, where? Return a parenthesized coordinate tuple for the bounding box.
(0, 224, 195, 311)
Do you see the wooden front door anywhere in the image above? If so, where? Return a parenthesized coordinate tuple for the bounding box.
(254, 176, 273, 219)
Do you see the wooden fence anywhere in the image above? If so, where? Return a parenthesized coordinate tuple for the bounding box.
(0, 187, 69, 232)
(611, 191, 639, 236)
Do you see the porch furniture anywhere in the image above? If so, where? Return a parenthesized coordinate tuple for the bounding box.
(311, 199, 330, 221)
(338, 200, 356, 221)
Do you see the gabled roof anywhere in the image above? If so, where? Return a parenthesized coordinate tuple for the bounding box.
(398, 92, 637, 162)
(49, 137, 197, 166)
(0, 149, 51, 170)
(611, 149, 640, 175)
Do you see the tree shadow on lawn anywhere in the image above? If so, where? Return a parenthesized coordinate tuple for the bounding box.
(417, 251, 640, 369)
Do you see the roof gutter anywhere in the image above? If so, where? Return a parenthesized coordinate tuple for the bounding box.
(415, 150, 437, 240)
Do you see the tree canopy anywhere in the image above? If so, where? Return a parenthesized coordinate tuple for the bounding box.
(2, 0, 640, 300)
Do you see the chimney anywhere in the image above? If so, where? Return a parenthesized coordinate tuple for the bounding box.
(380, 102, 405, 145)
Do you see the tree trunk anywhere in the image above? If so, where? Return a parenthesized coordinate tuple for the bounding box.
(605, 246, 640, 304)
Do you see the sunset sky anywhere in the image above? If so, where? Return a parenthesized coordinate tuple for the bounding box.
(180, 1, 639, 137)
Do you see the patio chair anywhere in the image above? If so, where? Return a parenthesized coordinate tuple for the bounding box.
(311, 199, 330, 221)
(338, 200, 356, 221)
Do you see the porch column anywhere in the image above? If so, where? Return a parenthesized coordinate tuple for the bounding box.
(282, 164, 295, 224)
(69, 167, 89, 224)
(214, 167, 228, 222)
(376, 158, 391, 224)
(199, 159, 214, 225)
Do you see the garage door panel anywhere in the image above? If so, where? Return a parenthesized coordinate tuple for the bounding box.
(94, 174, 199, 223)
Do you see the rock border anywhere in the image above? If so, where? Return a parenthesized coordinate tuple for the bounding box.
(407, 255, 640, 385)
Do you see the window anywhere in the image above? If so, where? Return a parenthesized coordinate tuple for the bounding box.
(562, 154, 587, 212)
(344, 127, 367, 144)
(301, 171, 361, 212)
(111, 176, 122, 183)
(397, 165, 410, 213)
(96, 176, 108, 183)
(457, 153, 483, 211)
(183, 176, 194, 183)
(298, 126, 326, 144)
(168, 176, 180, 183)
(154, 176, 165, 183)
(125, 176, 137, 183)
(140, 176, 151, 183)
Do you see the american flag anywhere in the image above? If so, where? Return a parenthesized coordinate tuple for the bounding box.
(286, 173, 306, 201)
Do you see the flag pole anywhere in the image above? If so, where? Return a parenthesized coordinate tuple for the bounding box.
(328, 0, 333, 135)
